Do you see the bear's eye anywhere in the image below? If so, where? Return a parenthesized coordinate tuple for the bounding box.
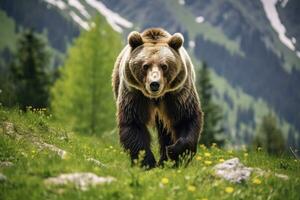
(142, 64, 149, 71)
(161, 64, 168, 71)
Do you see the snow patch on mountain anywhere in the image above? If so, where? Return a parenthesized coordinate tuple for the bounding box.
(195, 16, 205, 24)
(189, 40, 195, 48)
(279, 0, 289, 7)
(44, 0, 66, 10)
(85, 0, 133, 33)
(260, 0, 295, 51)
(178, 0, 185, 5)
(69, 11, 90, 30)
(68, 0, 90, 19)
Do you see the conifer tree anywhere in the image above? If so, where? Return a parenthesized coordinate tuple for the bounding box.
(197, 61, 224, 147)
(253, 113, 286, 155)
(51, 17, 122, 134)
(11, 29, 51, 109)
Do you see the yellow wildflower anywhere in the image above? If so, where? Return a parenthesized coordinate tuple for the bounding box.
(219, 158, 225, 163)
(252, 178, 262, 185)
(225, 187, 234, 193)
(204, 160, 212, 165)
(161, 177, 169, 185)
(187, 185, 196, 192)
(204, 152, 211, 157)
(244, 153, 248, 157)
(196, 156, 202, 160)
(200, 144, 207, 149)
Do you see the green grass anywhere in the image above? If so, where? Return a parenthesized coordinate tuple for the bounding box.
(0, 108, 299, 200)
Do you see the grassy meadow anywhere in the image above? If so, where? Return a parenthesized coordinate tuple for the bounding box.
(1, 108, 299, 200)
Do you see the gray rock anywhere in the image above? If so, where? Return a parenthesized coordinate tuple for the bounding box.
(44, 172, 115, 190)
(87, 158, 106, 167)
(213, 157, 252, 183)
(2, 122, 68, 159)
(252, 167, 289, 180)
(35, 141, 68, 159)
(274, 173, 289, 180)
(0, 161, 13, 168)
(2, 122, 21, 139)
(214, 158, 289, 183)
(0, 173, 7, 182)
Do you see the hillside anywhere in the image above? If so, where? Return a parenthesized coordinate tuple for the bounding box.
(0, 0, 299, 148)
(0, 108, 299, 199)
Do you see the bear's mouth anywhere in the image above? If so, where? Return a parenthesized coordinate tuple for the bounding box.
(145, 86, 165, 98)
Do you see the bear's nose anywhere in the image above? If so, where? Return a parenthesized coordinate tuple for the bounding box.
(150, 81, 160, 92)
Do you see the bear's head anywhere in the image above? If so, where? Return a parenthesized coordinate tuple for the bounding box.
(123, 28, 187, 98)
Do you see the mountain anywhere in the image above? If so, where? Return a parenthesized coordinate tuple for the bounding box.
(0, 0, 299, 148)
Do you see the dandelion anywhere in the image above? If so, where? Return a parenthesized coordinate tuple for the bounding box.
(196, 156, 202, 160)
(204, 160, 212, 165)
(204, 152, 211, 157)
(187, 185, 196, 192)
(252, 178, 262, 185)
(225, 187, 234, 193)
(219, 158, 225, 163)
(161, 177, 169, 185)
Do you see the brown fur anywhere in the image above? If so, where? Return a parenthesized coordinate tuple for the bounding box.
(112, 28, 203, 168)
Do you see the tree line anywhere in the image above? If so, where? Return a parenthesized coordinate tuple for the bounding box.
(0, 16, 287, 155)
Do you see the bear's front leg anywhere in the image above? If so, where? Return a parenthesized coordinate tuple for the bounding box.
(155, 116, 173, 166)
(117, 91, 156, 169)
(119, 123, 156, 169)
(166, 108, 202, 165)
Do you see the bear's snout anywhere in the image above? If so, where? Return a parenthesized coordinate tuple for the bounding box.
(145, 65, 165, 96)
(150, 81, 160, 92)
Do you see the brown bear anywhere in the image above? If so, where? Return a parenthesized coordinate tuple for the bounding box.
(112, 28, 203, 168)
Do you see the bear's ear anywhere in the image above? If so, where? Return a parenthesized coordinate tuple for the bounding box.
(168, 33, 184, 50)
(128, 31, 143, 49)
